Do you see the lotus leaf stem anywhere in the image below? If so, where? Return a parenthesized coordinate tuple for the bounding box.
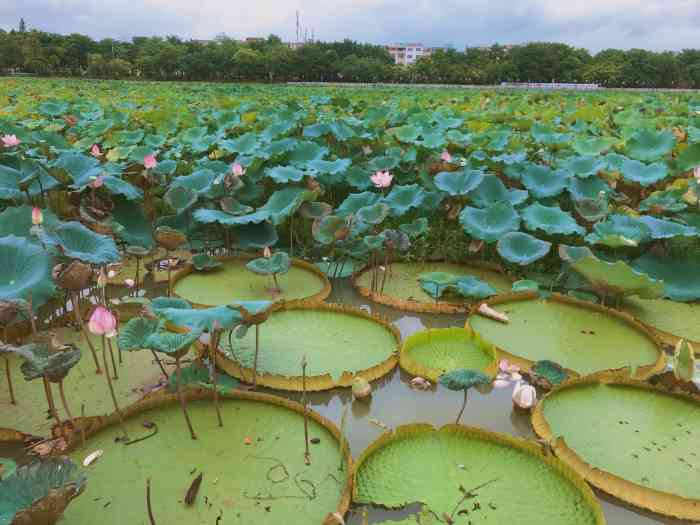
(5, 356, 15, 405)
(151, 350, 169, 380)
(72, 292, 101, 374)
(101, 336, 129, 441)
(107, 337, 119, 380)
(58, 379, 85, 449)
(252, 324, 260, 389)
(175, 356, 197, 440)
(43, 377, 67, 441)
(209, 329, 223, 427)
(301, 355, 311, 465)
(456, 390, 468, 425)
(146, 478, 156, 525)
(166, 251, 172, 297)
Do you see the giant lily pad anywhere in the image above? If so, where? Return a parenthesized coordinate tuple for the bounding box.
(459, 202, 521, 243)
(468, 294, 664, 376)
(220, 303, 399, 390)
(400, 327, 497, 382)
(0, 326, 167, 435)
(354, 424, 604, 525)
(353, 262, 511, 313)
(623, 297, 700, 349)
(173, 257, 329, 307)
(62, 391, 351, 525)
(533, 375, 700, 520)
(0, 235, 55, 308)
(40, 221, 119, 265)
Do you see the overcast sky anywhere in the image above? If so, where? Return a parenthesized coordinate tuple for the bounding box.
(1, 0, 698, 52)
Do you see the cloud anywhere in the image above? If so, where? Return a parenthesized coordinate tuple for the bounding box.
(1, 0, 698, 51)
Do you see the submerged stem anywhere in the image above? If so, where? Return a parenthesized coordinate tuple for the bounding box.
(210, 330, 223, 428)
(146, 478, 156, 525)
(175, 357, 197, 440)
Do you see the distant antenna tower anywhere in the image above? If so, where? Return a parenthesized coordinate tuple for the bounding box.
(304, 27, 308, 42)
(311, 28, 315, 42)
(296, 11, 300, 42)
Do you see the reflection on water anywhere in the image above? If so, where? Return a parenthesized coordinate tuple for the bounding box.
(269, 278, 687, 525)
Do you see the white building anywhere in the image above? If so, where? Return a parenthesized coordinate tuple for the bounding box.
(385, 43, 454, 65)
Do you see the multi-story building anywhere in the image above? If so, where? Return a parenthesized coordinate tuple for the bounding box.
(385, 43, 454, 65)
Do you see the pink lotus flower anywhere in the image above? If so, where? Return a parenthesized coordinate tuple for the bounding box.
(494, 359, 522, 388)
(88, 306, 117, 338)
(441, 150, 452, 163)
(31, 207, 43, 226)
(143, 154, 157, 170)
(263, 246, 272, 258)
(89, 176, 104, 189)
(694, 166, 700, 180)
(1, 134, 20, 147)
(370, 170, 393, 189)
(124, 278, 135, 288)
(91, 144, 103, 157)
(512, 382, 537, 409)
(231, 163, 245, 177)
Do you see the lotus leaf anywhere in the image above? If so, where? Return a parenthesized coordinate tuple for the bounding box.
(512, 279, 540, 292)
(246, 252, 291, 276)
(469, 175, 528, 207)
(118, 317, 160, 351)
(439, 368, 491, 391)
(0, 235, 55, 308)
(383, 184, 425, 216)
(16, 342, 82, 383)
(418, 272, 456, 300)
(0, 157, 59, 200)
(336, 192, 381, 217)
(400, 328, 496, 382)
(354, 425, 603, 524)
(112, 200, 153, 249)
(454, 276, 497, 299)
(399, 217, 429, 238)
(572, 256, 664, 299)
(626, 129, 675, 161)
(585, 214, 650, 246)
(258, 187, 315, 226)
(637, 215, 698, 239)
(434, 169, 484, 196)
(522, 203, 585, 236)
(167, 361, 239, 392)
(40, 221, 119, 264)
(530, 360, 569, 386)
(631, 254, 700, 302)
(639, 189, 687, 212)
(535, 380, 700, 520)
(356, 202, 390, 225)
(266, 165, 305, 183)
(191, 253, 222, 271)
(0, 458, 86, 525)
(572, 136, 617, 156)
(620, 159, 668, 186)
(521, 164, 569, 198)
(676, 143, 700, 171)
(497, 232, 552, 265)
(164, 185, 197, 213)
(459, 201, 521, 243)
(561, 155, 605, 179)
(0, 206, 60, 238)
(469, 296, 663, 375)
(312, 215, 348, 245)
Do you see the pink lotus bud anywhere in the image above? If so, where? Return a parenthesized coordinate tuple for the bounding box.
(91, 144, 103, 157)
(88, 306, 117, 338)
(512, 382, 537, 409)
(263, 246, 272, 258)
(441, 150, 452, 163)
(694, 166, 700, 180)
(31, 207, 43, 226)
(143, 154, 158, 170)
(231, 163, 245, 177)
(1, 134, 20, 147)
(370, 170, 393, 189)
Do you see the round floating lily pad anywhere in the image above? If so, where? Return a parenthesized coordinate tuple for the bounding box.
(218, 303, 399, 391)
(63, 391, 351, 525)
(353, 262, 512, 314)
(400, 327, 497, 382)
(354, 424, 604, 525)
(623, 297, 700, 349)
(533, 375, 700, 520)
(173, 256, 330, 307)
(468, 294, 664, 377)
(0, 326, 166, 435)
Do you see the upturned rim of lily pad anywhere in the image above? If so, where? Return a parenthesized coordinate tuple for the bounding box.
(171, 254, 331, 308)
(531, 370, 700, 521)
(351, 259, 512, 314)
(465, 291, 666, 380)
(209, 300, 400, 392)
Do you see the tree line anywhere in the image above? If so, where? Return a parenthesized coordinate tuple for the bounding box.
(1, 28, 699, 88)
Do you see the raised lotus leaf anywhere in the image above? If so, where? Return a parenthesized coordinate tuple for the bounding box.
(154, 226, 187, 251)
(676, 142, 700, 171)
(530, 359, 569, 386)
(298, 201, 332, 219)
(572, 137, 617, 156)
(167, 361, 239, 393)
(266, 165, 305, 183)
(312, 216, 349, 245)
(439, 368, 491, 391)
(571, 255, 664, 299)
(584, 214, 650, 246)
(418, 272, 456, 300)
(0, 235, 56, 308)
(561, 155, 605, 179)
(143, 329, 202, 356)
(336, 192, 381, 217)
(459, 201, 521, 243)
(497, 232, 552, 266)
(383, 184, 425, 216)
(393, 124, 421, 143)
(17, 342, 82, 383)
(363, 234, 385, 251)
(626, 129, 675, 162)
(521, 164, 569, 199)
(0, 457, 86, 525)
(522, 203, 585, 236)
(631, 253, 700, 302)
(220, 197, 253, 216)
(193, 208, 262, 226)
(468, 174, 528, 208)
(672, 339, 696, 382)
(246, 252, 291, 276)
(112, 200, 153, 249)
(164, 185, 197, 213)
(118, 317, 160, 351)
(0, 206, 60, 238)
(638, 189, 687, 212)
(558, 244, 594, 263)
(399, 218, 429, 238)
(40, 221, 119, 264)
(229, 300, 273, 324)
(288, 141, 326, 163)
(356, 202, 390, 225)
(454, 276, 497, 299)
(233, 222, 278, 249)
(52, 260, 92, 291)
(191, 253, 222, 271)
(637, 215, 698, 240)
(573, 193, 610, 223)
(434, 168, 484, 196)
(567, 176, 611, 201)
(258, 187, 315, 226)
(620, 159, 668, 186)
(170, 168, 223, 199)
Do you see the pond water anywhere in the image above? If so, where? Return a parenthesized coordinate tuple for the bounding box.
(270, 278, 689, 525)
